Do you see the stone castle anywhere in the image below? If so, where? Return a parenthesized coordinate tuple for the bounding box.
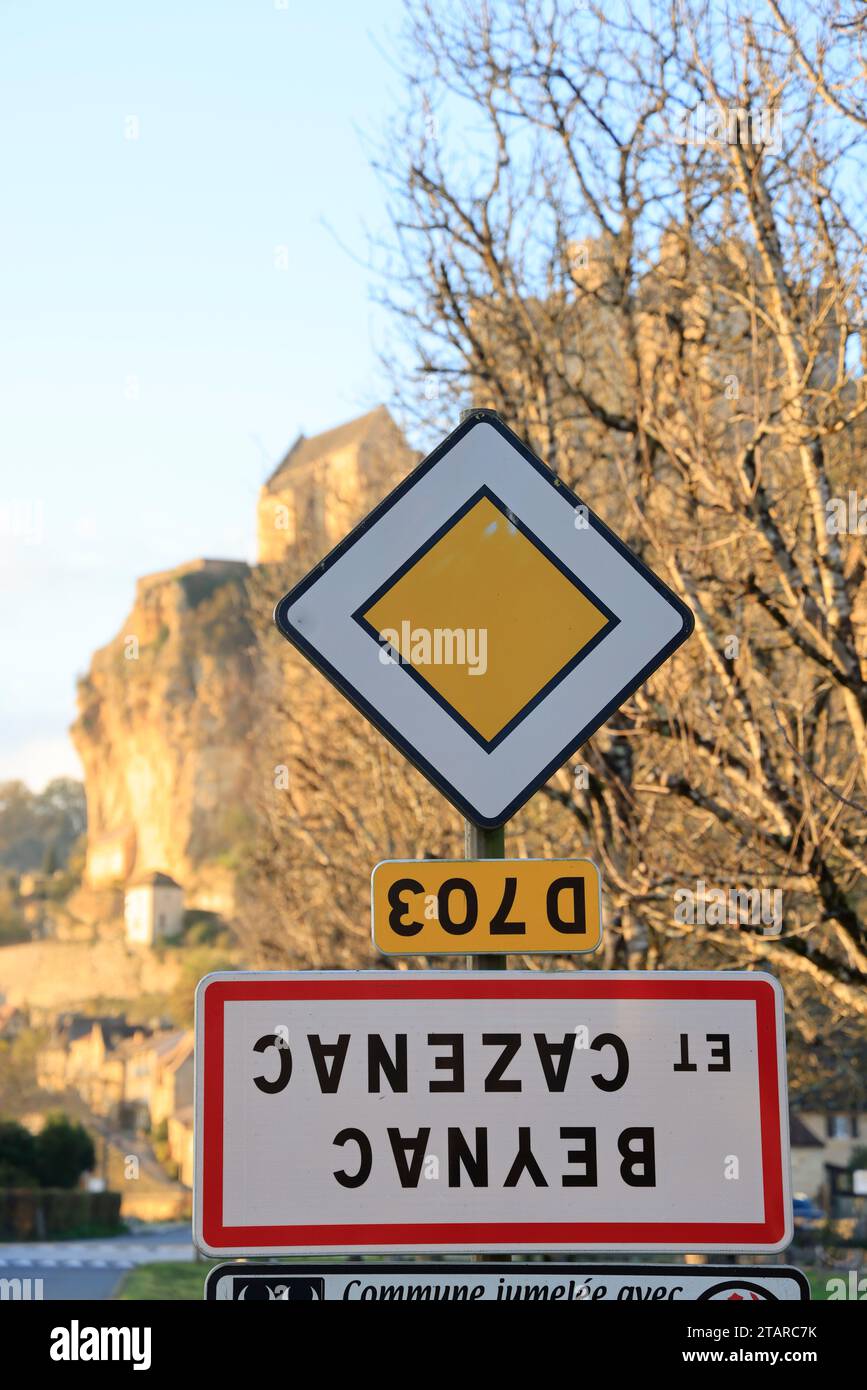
(73, 406, 415, 913)
(257, 405, 411, 562)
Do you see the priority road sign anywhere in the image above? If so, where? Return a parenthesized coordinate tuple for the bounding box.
(273, 410, 693, 827)
(193, 970, 791, 1256)
(370, 858, 602, 956)
(204, 1262, 809, 1301)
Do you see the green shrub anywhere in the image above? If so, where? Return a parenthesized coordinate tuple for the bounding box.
(34, 1113, 96, 1190)
(0, 1119, 37, 1185)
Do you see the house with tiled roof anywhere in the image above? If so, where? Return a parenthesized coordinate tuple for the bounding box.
(118, 1029, 194, 1132)
(789, 1106, 867, 1203)
(36, 1014, 146, 1111)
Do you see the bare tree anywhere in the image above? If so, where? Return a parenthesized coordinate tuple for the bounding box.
(366, 0, 867, 1062)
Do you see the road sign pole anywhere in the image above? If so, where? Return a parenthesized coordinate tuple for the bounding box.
(465, 820, 507, 1263)
(463, 819, 508, 970)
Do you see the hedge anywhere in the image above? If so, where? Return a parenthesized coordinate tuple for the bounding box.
(0, 1188, 121, 1240)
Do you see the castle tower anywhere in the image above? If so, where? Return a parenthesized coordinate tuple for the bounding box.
(257, 405, 415, 564)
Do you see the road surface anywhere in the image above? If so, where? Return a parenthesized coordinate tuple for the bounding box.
(0, 1221, 195, 1301)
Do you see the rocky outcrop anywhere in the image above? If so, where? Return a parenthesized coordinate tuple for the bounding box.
(72, 559, 255, 914)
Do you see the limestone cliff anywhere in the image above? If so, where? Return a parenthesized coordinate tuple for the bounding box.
(72, 559, 255, 914)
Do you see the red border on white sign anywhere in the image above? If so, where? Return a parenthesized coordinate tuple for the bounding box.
(195, 972, 790, 1254)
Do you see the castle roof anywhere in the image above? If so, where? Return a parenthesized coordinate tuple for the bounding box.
(263, 405, 395, 493)
(127, 870, 182, 890)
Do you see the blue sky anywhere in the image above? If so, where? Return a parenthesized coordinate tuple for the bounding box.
(0, 0, 408, 788)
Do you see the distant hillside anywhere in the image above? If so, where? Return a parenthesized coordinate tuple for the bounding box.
(0, 779, 86, 873)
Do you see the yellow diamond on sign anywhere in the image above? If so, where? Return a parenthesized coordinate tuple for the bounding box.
(357, 489, 618, 746)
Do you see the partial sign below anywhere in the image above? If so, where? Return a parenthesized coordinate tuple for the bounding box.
(371, 858, 602, 956)
(274, 411, 693, 827)
(194, 970, 791, 1256)
(205, 1261, 809, 1301)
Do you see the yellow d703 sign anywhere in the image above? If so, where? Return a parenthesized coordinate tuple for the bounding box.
(371, 859, 602, 956)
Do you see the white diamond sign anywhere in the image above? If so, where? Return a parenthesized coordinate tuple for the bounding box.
(274, 411, 693, 825)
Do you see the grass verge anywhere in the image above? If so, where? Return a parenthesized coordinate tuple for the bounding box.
(116, 1261, 217, 1300)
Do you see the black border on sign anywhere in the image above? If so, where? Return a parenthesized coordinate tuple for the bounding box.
(204, 1262, 810, 1301)
(351, 483, 620, 752)
(273, 410, 694, 827)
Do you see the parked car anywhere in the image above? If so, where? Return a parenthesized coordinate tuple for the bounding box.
(793, 1193, 825, 1230)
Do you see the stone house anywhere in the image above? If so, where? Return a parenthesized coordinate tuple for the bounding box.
(789, 1107, 867, 1202)
(124, 872, 184, 946)
(118, 1030, 194, 1132)
(36, 1014, 143, 1114)
(37, 1016, 194, 1143)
